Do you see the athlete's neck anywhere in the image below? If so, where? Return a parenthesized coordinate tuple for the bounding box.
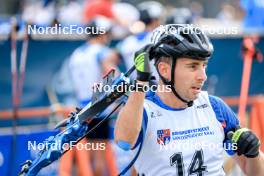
(156, 83, 188, 109)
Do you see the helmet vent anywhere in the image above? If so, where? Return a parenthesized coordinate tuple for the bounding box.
(180, 32, 194, 44)
(197, 33, 204, 44)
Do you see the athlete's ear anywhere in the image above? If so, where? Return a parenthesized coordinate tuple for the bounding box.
(158, 61, 171, 81)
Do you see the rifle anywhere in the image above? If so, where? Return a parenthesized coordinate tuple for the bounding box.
(18, 41, 160, 176)
(19, 67, 134, 176)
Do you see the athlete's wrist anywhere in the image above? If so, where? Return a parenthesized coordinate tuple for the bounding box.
(133, 80, 149, 92)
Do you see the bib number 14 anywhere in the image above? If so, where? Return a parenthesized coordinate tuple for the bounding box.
(170, 149, 207, 176)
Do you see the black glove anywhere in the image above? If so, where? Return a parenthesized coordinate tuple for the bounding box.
(134, 44, 154, 82)
(230, 128, 260, 158)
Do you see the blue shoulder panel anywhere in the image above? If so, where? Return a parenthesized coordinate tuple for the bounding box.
(209, 95, 240, 155)
(209, 95, 239, 133)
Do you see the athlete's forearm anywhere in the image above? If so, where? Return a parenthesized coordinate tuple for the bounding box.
(114, 87, 146, 147)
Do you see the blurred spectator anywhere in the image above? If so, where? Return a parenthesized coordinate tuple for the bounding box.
(62, 16, 119, 175)
(166, 8, 193, 24)
(217, 3, 236, 26)
(57, 0, 83, 25)
(22, 0, 56, 26)
(83, 0, 115, 24)
(69, 16, 118, 107)
(111, 2, 140, 40)
(189, 1, 204, 22)
(117, 1, 164, 79)
(240, 0, 264, 33)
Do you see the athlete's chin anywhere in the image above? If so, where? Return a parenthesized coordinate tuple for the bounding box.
(187, 92, 200, 101)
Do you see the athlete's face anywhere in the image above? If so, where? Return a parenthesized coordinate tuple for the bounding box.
(173, 58, 208, 101)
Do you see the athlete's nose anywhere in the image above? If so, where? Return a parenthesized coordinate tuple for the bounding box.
(197, 67, 207, 82)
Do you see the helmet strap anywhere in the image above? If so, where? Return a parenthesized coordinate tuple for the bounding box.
(157, 58, 193, 107)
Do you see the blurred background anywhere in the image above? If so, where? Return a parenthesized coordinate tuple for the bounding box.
(0, 0, 264, 176)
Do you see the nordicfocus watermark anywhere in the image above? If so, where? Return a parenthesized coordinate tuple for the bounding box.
(159, 141, 238, 151)
(27, 24, 106, 35)
(28, 141, 106, 151)
(93, 82, 172, 93)
(164, 24, 239, 35)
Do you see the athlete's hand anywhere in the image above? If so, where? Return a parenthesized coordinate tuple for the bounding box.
(229, 128, 260, 158)
(134, 44, 154, 82)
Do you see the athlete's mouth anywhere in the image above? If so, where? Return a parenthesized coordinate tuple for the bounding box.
(191, 86, 201, 90)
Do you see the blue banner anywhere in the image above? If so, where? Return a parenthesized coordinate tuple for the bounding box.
(0, 130, 59, 176)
